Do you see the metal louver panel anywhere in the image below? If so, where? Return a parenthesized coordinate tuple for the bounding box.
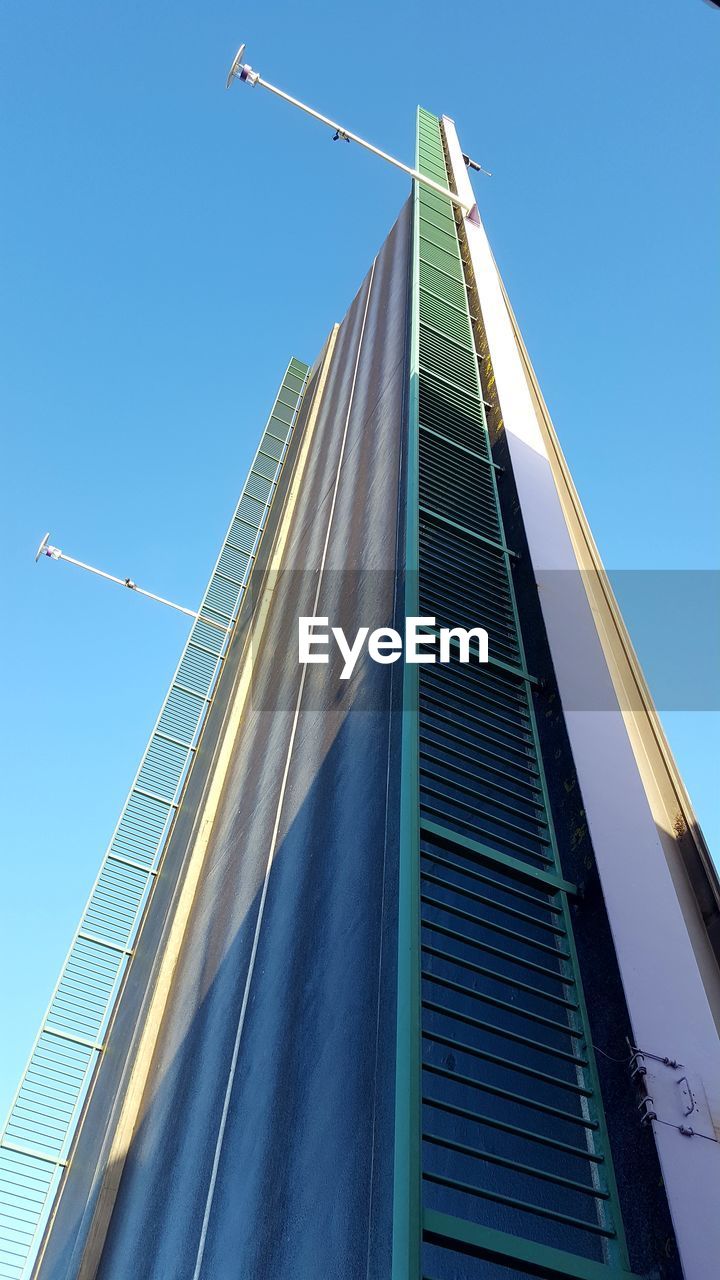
(394, 109, 636, 1280)
(0, 358, 309, 1280)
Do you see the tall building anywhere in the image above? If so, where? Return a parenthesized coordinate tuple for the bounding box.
(2, 109, 719, 1280)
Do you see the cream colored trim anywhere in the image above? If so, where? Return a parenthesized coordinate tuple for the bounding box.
(500, 285, 720, 1008)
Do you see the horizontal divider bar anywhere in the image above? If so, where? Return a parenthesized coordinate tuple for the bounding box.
(418, 364, 484, 411)
(422, 997, 588, 1067)
(421, 917, 575, 989)
(422, 1170, 615, 1237)
(417, 752, 540, 814)
(421, 940, 577, 1011)
(151, 731, 195, 752)
(421, 889, 569, 962)
(417, 630, 536, 686)
(76, 931, 133, 955)
(419, 703, 536, 768)
(420, 783, 550, 848)
(419, 282, 480, 323)
(420, 1054, 594, 1126)
(132, 787, 179, 809)
(422, 968, 582, 1039)
(172, 682, 212, 703)
(42, 1028, 103, 1053)
(419, 754, 546, 825)
(419, 846, 563, 920)
(0, 1143, 67, 1169)
(421, 866, 561, 936)
(208, 568, 245, 590)
(422, 1087, 600, 1156)
(420, 317, 477, 357)
(422, 1129, 609, 1200)
(419, 422, 501, 469)
(186, 638, 225, 660)
(420, 721, 542, 787)
(418, 250, 465, 288)
(422, 1210, 636, 1280)
(106, 853, 157, 876)
(418, 205, 458, 236)
(421, 819, 576, 895)
(420, 798, 554, 865)
(419, 504, 515, 560)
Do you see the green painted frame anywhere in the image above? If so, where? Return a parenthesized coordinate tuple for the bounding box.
(392, 106, 636, 1280)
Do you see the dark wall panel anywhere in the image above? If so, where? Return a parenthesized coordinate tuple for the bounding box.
(37, 204, 412, 1280)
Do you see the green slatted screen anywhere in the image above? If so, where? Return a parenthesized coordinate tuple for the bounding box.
(0, 358, 309, 1280)
(398, 110, 635, 1280)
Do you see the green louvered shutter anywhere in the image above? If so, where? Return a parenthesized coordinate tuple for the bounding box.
(394, 110, 635, 1280)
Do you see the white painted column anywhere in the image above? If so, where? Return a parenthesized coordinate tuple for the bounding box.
(442, 115, 720, 1279)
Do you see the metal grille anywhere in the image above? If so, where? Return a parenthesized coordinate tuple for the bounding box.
(0, 358, 309, 1280)
(405, 110, 635, 1280)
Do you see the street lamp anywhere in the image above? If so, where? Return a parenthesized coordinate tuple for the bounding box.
(35, 533, 231, 633)
(225, 42, 488, 219)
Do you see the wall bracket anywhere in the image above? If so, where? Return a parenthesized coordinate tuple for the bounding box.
(630, 1046, 718, 1141)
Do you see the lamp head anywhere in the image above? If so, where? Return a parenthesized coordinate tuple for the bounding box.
(34, 533, 62, 562)
(226, 43, 260, 88)
(226, 43, 247, 89)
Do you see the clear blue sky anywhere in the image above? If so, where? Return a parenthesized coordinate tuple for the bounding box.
(1, 2, 718, 1121)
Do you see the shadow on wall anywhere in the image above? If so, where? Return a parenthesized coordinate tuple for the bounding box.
(38, 705, 402, 1280)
